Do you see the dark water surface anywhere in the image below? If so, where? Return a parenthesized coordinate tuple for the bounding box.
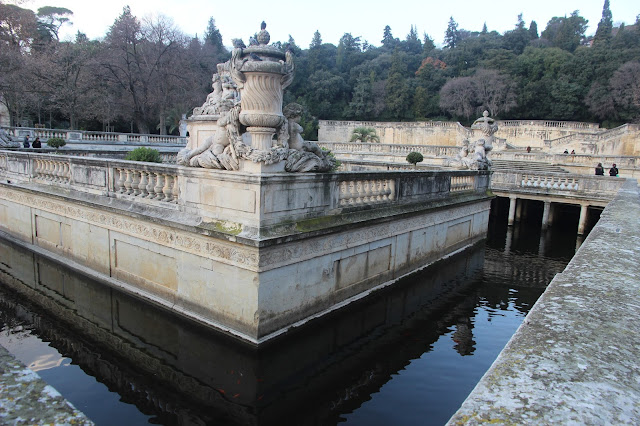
(0, 208, 584, 426)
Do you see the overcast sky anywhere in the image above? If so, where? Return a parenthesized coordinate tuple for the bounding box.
(23, 0, 639, 48)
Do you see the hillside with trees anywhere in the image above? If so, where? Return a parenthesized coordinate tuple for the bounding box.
(1, 1, 639, 138)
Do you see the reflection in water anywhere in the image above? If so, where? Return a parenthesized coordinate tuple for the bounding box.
(0, 211, 581, 426)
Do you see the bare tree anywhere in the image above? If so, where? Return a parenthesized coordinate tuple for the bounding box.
(28, 39, 98, 129)
(439, 76, 476, 119)
(473, 69, 517, 117)
(609, 61, 640, 122)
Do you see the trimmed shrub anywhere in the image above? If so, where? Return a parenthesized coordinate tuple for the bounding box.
(46, 137, 66, 149)
(406, 151, 424, 168)
(125, 147, 162, 163)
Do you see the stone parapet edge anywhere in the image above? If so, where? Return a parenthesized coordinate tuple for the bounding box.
(447, 178, 640, 424)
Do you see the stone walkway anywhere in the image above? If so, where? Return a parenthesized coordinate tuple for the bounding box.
(448, 178, 640, 424)
(0, 344, 93, 425)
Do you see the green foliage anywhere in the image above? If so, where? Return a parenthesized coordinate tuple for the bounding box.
(46, 138, 66, 149)
(406, 151, 424, 167)
(125, 147, 162, 163)
(321, 147, 341, 171)
(350, 127, 380, 143)
(3, 6, 640, 132)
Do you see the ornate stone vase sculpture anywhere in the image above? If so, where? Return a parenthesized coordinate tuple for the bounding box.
(177, 22, 335, 173)
(445, 110, 497, 170)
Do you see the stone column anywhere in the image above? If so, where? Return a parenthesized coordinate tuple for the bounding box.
(508, 197, 517, 226)
(547, 203, 555, 227)
(541, 201, 551, 230)
(578, 204, 589, 235)
(515, 198, 523, 222)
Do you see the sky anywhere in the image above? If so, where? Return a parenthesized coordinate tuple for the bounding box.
(22, 0, 640, 48)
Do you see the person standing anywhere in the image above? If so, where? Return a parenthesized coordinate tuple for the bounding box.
(23, 135, 30, 148)
(595, 163, 604, 175)
(609, 163, 618, 177)
(32, 137, 41, 148)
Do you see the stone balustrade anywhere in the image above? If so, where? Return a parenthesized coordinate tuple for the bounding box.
(113, 167, 179, 203)
(491, 170, 625, 203)
(1, 150, 488, 235)
(318, 141, 460, 157)
(1, 126, 187, 146)
(498, 120, 600, 129)
(33, 157, 71, 184)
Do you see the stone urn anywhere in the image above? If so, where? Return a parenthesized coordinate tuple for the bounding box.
(231, 23, 294, 151)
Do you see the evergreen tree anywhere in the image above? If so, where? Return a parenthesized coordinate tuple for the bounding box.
(310, 30, 322, 49)
(384, 49, 412, 119)
(445, 17, 460, 49)
(404, 25, 422, 54)
(529, 21, 539, 40)
(593, 0, 613, 45)
(541, 11, 588, 52)
(204, 18, 224, 51)
(381, 25, 398, 49)
(482, 23, 488, 34)
(346, 72, 375, 120)
(422, 33, 435, 54)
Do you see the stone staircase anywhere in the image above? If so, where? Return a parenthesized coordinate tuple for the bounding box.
(491, 159, 569, 174)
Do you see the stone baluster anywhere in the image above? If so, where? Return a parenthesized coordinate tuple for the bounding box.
(123, 169, 133, 195)
(162, 174, 173, 202)
(52, 162, 61, 182)
(355, 180, 363, 204)
(131, 171, 141, 196)
(153, 173, 164, 199)
(138, 171, 148, 197)
(116, 168, 126, 193)
(347, 181, 356, 205)
(171, 174, 179, 203)
(45, 160, 53, 180)
(339, 181, 348, 206)
(388, 179, 396, 200)
(375, 180, 383, 201)
(146, 172, 156, 199)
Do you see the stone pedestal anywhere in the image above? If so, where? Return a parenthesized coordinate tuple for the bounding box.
(185, 115, 220, 151)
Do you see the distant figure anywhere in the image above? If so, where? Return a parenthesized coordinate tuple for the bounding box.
(23, 135, 30, 148)
(526, 146, 531, 153)
(563, 149, 569, 154)
(609, 163, 618, 177)
(32, 137, 41, 148)
(595, 163, 604, 175)
(571, 149, 575, 154)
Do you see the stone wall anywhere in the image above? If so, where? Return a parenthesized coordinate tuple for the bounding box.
(0, 149, 492, 343)
(318, 120, 470, 146)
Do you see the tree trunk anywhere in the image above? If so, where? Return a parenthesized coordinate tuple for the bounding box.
(159, 114, 166, 135)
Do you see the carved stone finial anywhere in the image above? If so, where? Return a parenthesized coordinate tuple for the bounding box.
(257, 21, 270, 45)
(483, 110, 489, 117)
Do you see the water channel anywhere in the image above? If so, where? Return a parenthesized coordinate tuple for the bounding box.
(0, 201, 593, 425)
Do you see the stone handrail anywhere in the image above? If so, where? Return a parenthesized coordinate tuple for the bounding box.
(1, 126, 187, 146)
